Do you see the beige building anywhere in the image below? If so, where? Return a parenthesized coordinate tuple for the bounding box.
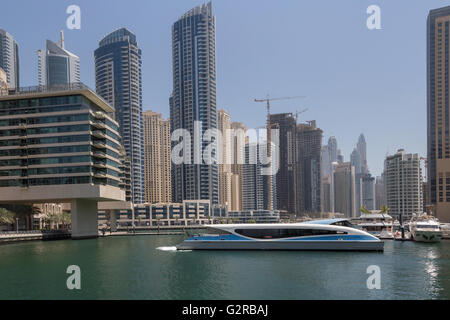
(334, 162, 356, 218)
(218, 109, 232, 209)
(427, 6, 450, 221)
(143, 110, 171, 203)
(230, 121, 247, 211)
(0, 68, 8, 96)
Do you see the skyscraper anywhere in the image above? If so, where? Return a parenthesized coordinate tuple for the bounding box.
(296, 120, 323, 214)
(328, 136, 338, 163)
(242, 143, 277, 211)
(357, 133, 368, 173)
(218, 109, 232, 208)
(170, 2, 219, 204)
(0, 67, 8, 95)
(38, 31, 80, 86)
(0, 29, 19, 89)
(230, 121, 247, 211)
(334, 162, 356, 218)
(385, 149, 423, 221)
(143, 111, 171, 203)
(321, 136, 340, 213)
(375, 175, 386, 210)
(427, 6, 450, 221)
(361, 174, 375, 210)
(269, 113, 297, 214)
(95, 28, 144, 204)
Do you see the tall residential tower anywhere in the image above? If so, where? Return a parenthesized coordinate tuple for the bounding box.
(95, 28, 144, 204)
(0, 29, 19, 89)
(143, 111, 171, 203)
(170, 2, 219, 204)
(427, 6, 450, 221)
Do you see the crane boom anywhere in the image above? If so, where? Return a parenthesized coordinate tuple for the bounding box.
(253, 95, 306, 211)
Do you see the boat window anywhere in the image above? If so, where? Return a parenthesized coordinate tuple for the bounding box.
(331, 220, 355, 228)
(416, 225, 439, 230)
(204, 228, 232, 235)
(234, 228, 346, 239)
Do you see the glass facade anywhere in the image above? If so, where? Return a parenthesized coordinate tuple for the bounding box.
(170, 2, 219, 204)
(95, 28, 144, 204)
(0, 89, 123, 189)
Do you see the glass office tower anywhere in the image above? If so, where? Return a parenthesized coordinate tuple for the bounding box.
(37, 32, 80, 86)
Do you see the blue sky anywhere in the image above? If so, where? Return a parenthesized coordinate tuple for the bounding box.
(1, 0, 448, 176)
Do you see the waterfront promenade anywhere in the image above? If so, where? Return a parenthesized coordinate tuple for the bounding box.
(0, 225, 206, 243)
(0, 230, 70, 243)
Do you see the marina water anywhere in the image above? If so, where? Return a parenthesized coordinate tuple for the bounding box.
(0, 235, 449, 299)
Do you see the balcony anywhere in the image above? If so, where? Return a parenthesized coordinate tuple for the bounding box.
(93, 151, 107, 158)
(91, 120, 106, 129)
(92, 141, 106, 149)
(94, 111, 106, 119)
(92, 131, 106, 139)
(93, 160, 107, 168)
(94, 172, 107, 178)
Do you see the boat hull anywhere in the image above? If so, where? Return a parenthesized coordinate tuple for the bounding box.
(411, 230, 442, 243)
(176, 240, 384, 251)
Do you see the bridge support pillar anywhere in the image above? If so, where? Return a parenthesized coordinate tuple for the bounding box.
(71, 199, 98, 239)
(110, 210, 117, 232)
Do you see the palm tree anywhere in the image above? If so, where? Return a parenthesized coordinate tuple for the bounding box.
(360, 205, 371, 214)
(380, 205, 389, 214)
(1, 204, 38, 230)
(0, 208, 15, 231)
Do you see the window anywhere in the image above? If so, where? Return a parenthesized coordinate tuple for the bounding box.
(235, 228, 346, 239)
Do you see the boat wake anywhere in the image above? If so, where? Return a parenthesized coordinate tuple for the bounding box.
(156, 246, 191, 252)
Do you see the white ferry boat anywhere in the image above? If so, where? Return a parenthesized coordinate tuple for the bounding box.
(409, 214, 442, 243)
(352, 212, 394, 239)
(176, 219, 383, 251)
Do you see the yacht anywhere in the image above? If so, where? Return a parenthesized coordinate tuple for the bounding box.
(440, 223, 450, 239)
(409, 214, 442, 243)
(176, 219, 383, 251)
(352, 212, 394, 239)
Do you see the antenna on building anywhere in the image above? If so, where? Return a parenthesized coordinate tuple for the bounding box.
(60, 30, 65, 49)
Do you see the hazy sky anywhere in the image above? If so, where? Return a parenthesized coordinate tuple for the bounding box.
(1, 0, 447, 176)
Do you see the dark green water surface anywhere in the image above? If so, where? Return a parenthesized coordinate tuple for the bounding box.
(0, 235, 449, 299)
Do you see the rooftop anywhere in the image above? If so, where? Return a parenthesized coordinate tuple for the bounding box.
(0, 82, 114, 113)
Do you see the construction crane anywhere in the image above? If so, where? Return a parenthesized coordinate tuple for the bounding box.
(254, 95, 305, 210)
(295, 108, 309, 122)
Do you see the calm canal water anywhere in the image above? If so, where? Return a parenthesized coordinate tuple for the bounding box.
(0, 235, 449, 299)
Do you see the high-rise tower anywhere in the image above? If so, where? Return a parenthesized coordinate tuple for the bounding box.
(95, 28, 144, 203)
(0, 29, 19, 89)
(427, 6, 450, 221)
(38, 31, 80, 86)
(170, 2, 219, 204)
(143, 111, 171, 203)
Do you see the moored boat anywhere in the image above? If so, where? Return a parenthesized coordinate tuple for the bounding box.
(352, 211, 394, 239)
(176, 219, 383, 251)
(409, 214, 442, 243)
